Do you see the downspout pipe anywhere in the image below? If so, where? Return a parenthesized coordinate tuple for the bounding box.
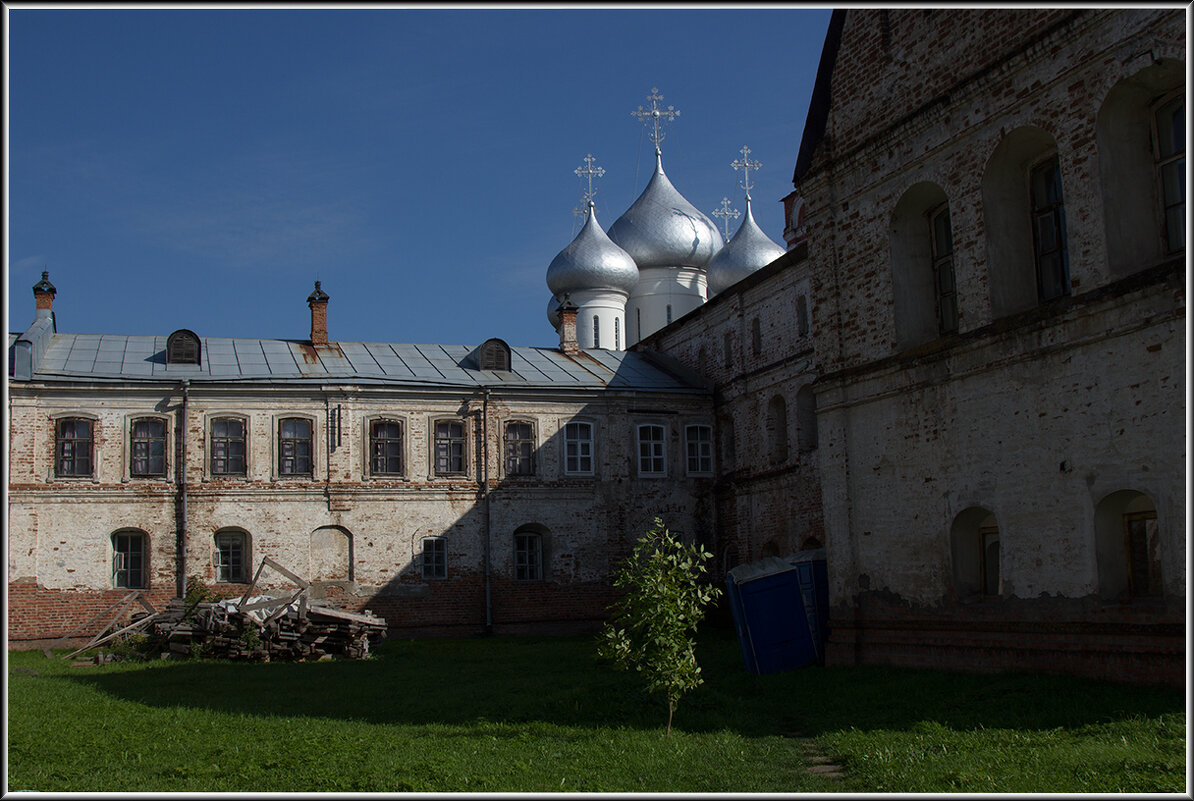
(176, 380, 190, 599)
(482, 387, 493, 634)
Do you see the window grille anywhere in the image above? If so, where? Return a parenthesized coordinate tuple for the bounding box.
(637, 424, 666, 476)
(434, 420, 466, 474)
(505, 422, 535, 476)
(514, 532, 542, 581)
(685, 425, 713, 474)
(130, 418, 166, 477)
(211, 418, 246, 476)
(56, 418, 93, 477)
(422, 537, 447, 579)
(279, 418, 313, 476)
(214, 530, 247, 583)
(564, 421, 594, 474)
(593, 316, 600, 349)
(614, 318, 621, 349)
(370, 420, 404, 475)
(113, 530, 146, 589)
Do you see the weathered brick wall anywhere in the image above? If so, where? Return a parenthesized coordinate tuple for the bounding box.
(791, 8, 1186, 683)
(637, 248, 824, 570)
(7, 384, 715, 641)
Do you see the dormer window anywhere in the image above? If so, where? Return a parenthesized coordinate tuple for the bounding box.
(167, 329, 201, 365)
(477, 338, 511, 372)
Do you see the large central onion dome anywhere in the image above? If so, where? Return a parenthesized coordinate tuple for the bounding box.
(706, 198, 787, 295)
(608, 153, 723, 269)
(546, 203, 639, 297)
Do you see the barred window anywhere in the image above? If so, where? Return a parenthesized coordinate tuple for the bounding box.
(637, 424, 666, 476)
(434, 420, 466, 475)
(505, 422, 535, 476)
(211, 418, 246, 476)
(564, 421, 594, 475)
(422, 537, 447, 579)
(214, 530, 247, 583)
(370, 420, 404, 475)
(279, 418, 313, 476)
(130, 418, 166, 477)
(56, 418, 93, 477)
(929, 203, 959, 334)
(685, 425, 713, 475)
(113, 530, 146, 589)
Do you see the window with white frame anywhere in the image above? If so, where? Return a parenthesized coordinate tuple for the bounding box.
(214, 530, 248, 583)
(113, 530, 146, 589)
(637, 424, 667, 476)
(422, 537, 447, 579)
(685, 425, 713, 475)
(564, 421, 594, 475)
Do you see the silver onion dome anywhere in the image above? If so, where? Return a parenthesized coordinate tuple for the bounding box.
(608, 152, 723, 270)
(547, 295, 562, 330)
(546, 203, 639, 297)
(706, 198, 787, 295)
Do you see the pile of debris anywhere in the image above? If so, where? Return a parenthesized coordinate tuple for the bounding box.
(46, 557, 387, 663)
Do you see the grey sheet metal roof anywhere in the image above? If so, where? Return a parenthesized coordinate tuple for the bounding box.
(20, 333, 709, 394)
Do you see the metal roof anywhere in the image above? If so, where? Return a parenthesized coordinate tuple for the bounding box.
(17, 333, 709, 394)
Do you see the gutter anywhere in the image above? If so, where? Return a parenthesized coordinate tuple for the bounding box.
(176, 380, 190, 599)
(481, 387, 493, 634)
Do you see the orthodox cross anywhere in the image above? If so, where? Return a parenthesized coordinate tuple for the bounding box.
(572, 153, 605, 222)
(712, 197, 740, 242)
(632, 88, 680, 152)
(731, 145, 762, 199)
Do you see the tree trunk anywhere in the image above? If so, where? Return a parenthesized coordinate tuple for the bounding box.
(666, 701, 674, 737)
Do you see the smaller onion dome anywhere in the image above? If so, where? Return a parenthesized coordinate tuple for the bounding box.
(547, 295, 562, 330)
(706, 198, 787, 296)
(546, 203, 639, 297)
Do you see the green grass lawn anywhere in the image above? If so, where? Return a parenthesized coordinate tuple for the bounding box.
(7, 628, 1185, 793)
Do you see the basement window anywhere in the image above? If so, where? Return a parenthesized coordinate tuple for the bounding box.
(113, 530, 147, 589)
(422, 537, 447, 580)
(214, 530, 248, 583)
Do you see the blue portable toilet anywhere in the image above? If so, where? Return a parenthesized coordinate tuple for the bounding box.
(725, 557, 818, 674)
(787, 548, 829, 664)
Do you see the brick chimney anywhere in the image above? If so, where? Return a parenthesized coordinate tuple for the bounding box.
(307, 281, 330, 345)
(32, 271, 56, 320)
(558, 294, 579, 355)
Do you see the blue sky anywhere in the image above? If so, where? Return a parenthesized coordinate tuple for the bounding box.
(7, 8, 833, 349)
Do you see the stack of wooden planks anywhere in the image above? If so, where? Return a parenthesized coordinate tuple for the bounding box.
(146, 594, 387, 661)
